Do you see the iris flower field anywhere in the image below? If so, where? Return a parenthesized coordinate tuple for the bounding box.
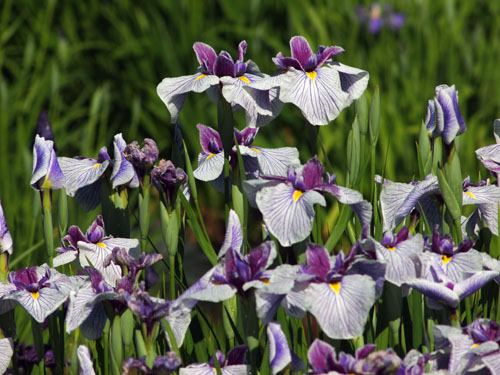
(3, 1, 500, 374)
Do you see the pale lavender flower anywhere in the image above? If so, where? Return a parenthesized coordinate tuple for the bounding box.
(476, 119, 500, 180)
(251, 36, 369, 126)
(245, 157, 371, 246)
(0, 199, 13, 255)
(356, 4, 406, 34)
(267, 321, 304, 374)
(424, 84, 466, 145)
(31, 135, 65, 191)
(180, 346, 248, 375)
(157, 41, 276, 127)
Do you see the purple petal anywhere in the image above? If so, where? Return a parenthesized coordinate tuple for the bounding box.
(305, 244, 331, 281)
(237, 41, 247, 62)
(214, 54, 235, 78)
(272, 53, 302, 71)
(267, 322, 291, 374)
(31, 135, 65, 190)
(307, 339, 336, 372)
(455, 271, 499, 299)
(316, 46, 345, 67)
(197, 124, 223, 154)
(289, 36, 313, 71)
(301, 157, 324, 189)
(193, 42, 217, 71)
(256, 183, 326, 247)
(226, 345, 248, 366)
(110, 134, 138, 189)
(476, 144, 500, 174)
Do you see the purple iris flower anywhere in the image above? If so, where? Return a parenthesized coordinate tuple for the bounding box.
(424, 84, 466, 145)
(0, 338, 13, 375)
(54, 215, 140, 286)
(407, 263, 498, 310)
(77, 345, 96, 375)
(0, 199, 13, 255)
(423, 229, 481, 283)
(193, 124, 299, 184)
(299, 244, 377, 339)
(244, 156, 371, 246)
(356, 4, 406, 34)
(151, 159, 188, 205)
(358, 226, 424, 287)
(433, 319, 500, 374)
(476, 119, 500, 180)
(179, 346, 248, 375)
(104, 247, 162, 277)
(0, 264, 83, 322)
(157, 40, 277, 127)
(123, 138, 159, 182)
(251, 36, 369, 126)
(397, 350, 429, 375)
(308, 339, 401, 374)
(267, 321, 304, 375)
(31, 135, 65, 191)
(123, 352, 180, 375)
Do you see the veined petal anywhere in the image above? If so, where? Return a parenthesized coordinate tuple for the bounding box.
(157, 73, 220, 123)
(482, 351, 500, 375)
(476, 144, 500, 173)
(454, 271, 499, 299)
(243, 178, 283, 208)
(74, 181, 103, 212)
(10, 287, 67, 323)
(434, 251, 482, 283)
(79, 302, 109, 340)
(289, 36, 313, 70)
(247, 87, 284, 128)
(58, 157, 109, 196)
(180, 363, 215, 375)
(0, 200, 13, 254)
(0, 338, 13, 375)
(463, 185, 500, 205)
(251, 147, 300, 177)
(193, 42, 217, 69)
(267, 322, 291, 375)
(31, 135, 65, 190)
(198, 124, 222, 154)
(111, 134, 137, 189)
(329, 62, 369, 105)
(53, 249, 78, 267)
(77, 345, 96, 375)
(219, 210, 244, 259)
(78, 242, 122, 286)
(164, 306, 192, 348)
(278, 67, 350, 126)
(194, 152, 224, 181)
(304, 274, 376, 339)
(478, 201, 500, 235)
(221, 365, 250, 375)
(407, 279, 459, 309)
(256, 183, 326, 247)
(254, 291, 285, 324)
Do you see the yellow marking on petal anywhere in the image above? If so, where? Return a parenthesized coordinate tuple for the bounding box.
(441, 255, 452, 265)
(195, 74, 207, 81)
(237, 75, 250, 83)
(212, 368, 217, 374)
(260, 278, 270, 285)
(250, 147, 261, 154)
(329, 282, 341, 295)
(31, 292, 40, 301)
(466, 191, 476, 199)
(97, 242, 107, 249)
(387, 246, 396, 252)
(471, 343, 479, 348)
(212, 281, 225, 285)
(293, 190, 304, 203)
(306, 71, 317, 82)
(93, 163, 101, 169)
(206, 153, 216, 161)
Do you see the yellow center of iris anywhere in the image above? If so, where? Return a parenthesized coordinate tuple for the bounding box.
(306, 71, 317, 82)
(260, 278, 270, 285)
(387, 246, 396, 252)
(466, 191, 476, 199)
(93, 163, 101, 169)
(206, 153, 216, 161)
(195, 74, 207, 81)
(97, 242, 107, 249)
(293, 190, 303, 203)
(471, 343, 479, 348)
(237, 76, 250, 83)
(329, 282, 341, 294)
(441, 255, 452, 265)
(31, 291, 40, 301)
(250, 147, 261, 154)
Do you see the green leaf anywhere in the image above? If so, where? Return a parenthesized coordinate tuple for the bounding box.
(369, 85, 380, 145)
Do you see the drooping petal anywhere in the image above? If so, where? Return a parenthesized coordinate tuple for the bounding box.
(329, 62, 370, 106)
(157, 73, 220, 123)
(79, 301, 109, 340)
(194, 152, 225, 182)
(243, 178, 283, 208)
(305, 244, 332, 281)
(164, 305, 192, 348)
(58, 157, 109, 196)
(476, 144, 500, 174)
(454, 271, 499, 300)
(256, 183, 326, 247)
(77, 345, 96, 375)
(482, 351, 500, 375)
(242, 146, 299, 177)
(31, 135, 65, 190)
(267, 322, 291, 375)
(278, 67, 350, 126)
(77, 242, 122, 286)
(10, 287, 67, 323)
(0, 338, 13, 375)
(110, 134, 139, 189)
(0, 200, 13, 254)
(197, 124, 223, 154)
(247, 87, 284, 128)
(407, 279, 459, 309)
(304, 274, 376, 339)
(179, 363, 215, 375)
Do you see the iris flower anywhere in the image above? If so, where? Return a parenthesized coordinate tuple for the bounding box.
(31, 135, 65, 191)
(193, 124, 299, 183)
(0, 200, 12, 255)
(179, 346, 248, 375)
(476, 119, 500, 180)
(300, 244, 377, 339)
(267, 322, 304, 375)
(77, 345, 96, 375)
(251, 36, 369, 126)
(157, 41, 277, 127)
(123, 352, 181, 375)
(0, 338, 13, 375)
(0, 264, 83, 322)
(54, 215, 139, 286)
(244, 156, 371, 246)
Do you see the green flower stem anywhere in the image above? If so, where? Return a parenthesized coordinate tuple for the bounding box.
(239, 294, 259, 374)
(450, 308, 461, 328)
(170, 254, 176, 300)
(217, 88, 234, 223)
(57, 188, 68, 236)
(110, 315, 123, 375)
(42, 189, 54, 265)
(0, 253, 8, 282)
(139, 175, 151, 251)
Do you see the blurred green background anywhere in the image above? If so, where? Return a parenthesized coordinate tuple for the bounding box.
(2, 0, 500, 266)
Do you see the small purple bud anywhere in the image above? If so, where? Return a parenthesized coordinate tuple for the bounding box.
(151, 159, 187, 205)
(152, 352, 181, 374)
(353, 349, 401, 374)
(36, 110, 56, 149)
(123, 138, 159, 181)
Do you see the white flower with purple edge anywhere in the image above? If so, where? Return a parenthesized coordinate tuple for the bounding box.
(0, 338, 13, 374)
(31, 134, 65, 191)
(157, 40, 278, 127)
(179, 346, 249, 375)
(0, 199, 13, 255)
(249, 36, 369, 126)
(244, 156, 372, 247)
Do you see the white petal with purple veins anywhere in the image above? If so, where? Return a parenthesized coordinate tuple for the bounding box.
(10, 287, 67, 322)
(436, 250, 482, 283)
(58, 157, 109, 196)
(219, 210, 244, 259)
(53, 250, 78, 267)
(180, 363, 215, 375)
(328, 62, 369, 106)
(278, 67, 350, 126)
(110, 134, 137, 189)
(77, 242, 123, 286)
(0, 338, 13, 374)
(256, 183, 325, 246)
(304, 275, 375, 339)
(194, 152, 225, 182)
(78, 345, 96, 375)
(157, 73, 220, 123)
(251, 146, 300, 177)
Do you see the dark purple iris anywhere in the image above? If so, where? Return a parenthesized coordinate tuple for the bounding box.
(464, 319, 500, 344)
(381, 227, 409, 249)
(123, 138, 159, 181)
(60, 216, 105, 252)
(209, 346, 247, 368)
(151, 159, 187, 205)
(300, 244, 356, 285)
(104, 247, 162, 279)
(429, 228, 474, 258)
(9, 267, 50, 295)
(122, 352, 180, 375)
(195, 41, 249, 79)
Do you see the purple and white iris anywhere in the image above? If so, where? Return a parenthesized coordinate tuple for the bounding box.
(54, 215, 140, 286)
(193, 124, 299, 183)
(476, 119, 500, 180)
(157, 41, 277, 127)
(251, 36, 369, 126)
(123, 352, 181, 375)
(0, 199, 12, 255)
(0, 338, 13, 374)
(424, 84, 466, 145)
(179, 346, 248, 375)
(31, 135, 65, 191)
(266, 321, 304, 375)
(244, 156, 371, 246)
